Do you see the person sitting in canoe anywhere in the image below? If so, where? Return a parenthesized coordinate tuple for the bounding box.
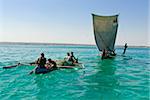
(36, 53, 47, 68)
(64, 52, 71, 61)
(34, 53, 48, 74)
(109, 50, 116, 56)
(101, 49, 112, 59)
(45, 58, 57, 70)
(30, 55, 57, 74)
(70, 52, 78, 63)
(62, 52, 78, 66)
(63, 52, 72, 66)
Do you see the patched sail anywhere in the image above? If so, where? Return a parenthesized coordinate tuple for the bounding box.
(92, 14, 118, 51)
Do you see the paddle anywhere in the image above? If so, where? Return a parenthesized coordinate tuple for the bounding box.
(29, 69, 34, 75)
(29, 66, 38, 75)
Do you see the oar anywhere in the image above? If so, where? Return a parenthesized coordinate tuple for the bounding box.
(28, 66, 38, 75)
(29, 70, 34, 75)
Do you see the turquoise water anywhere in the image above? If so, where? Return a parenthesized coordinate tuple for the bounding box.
(0, 44, 149, 100)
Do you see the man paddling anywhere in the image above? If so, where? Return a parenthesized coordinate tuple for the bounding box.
(30, 56, 57, 74)
(29, 53, 46, 74)
(36, 53, 46, 68)
(123, 43, 128, 54)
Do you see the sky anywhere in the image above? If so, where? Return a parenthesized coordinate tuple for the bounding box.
(0, 0, 149, 46)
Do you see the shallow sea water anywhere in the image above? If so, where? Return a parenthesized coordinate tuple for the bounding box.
(0, 44, 149, 100)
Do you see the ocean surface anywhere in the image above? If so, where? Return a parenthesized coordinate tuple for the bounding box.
(0, 43, 149, 100)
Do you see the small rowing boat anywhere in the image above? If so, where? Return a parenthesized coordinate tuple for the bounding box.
(3, 60, 84, 74)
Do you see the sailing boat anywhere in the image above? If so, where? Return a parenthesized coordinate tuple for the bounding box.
(92, 14, 119, 59)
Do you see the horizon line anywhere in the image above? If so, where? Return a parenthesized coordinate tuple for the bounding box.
(0, 41, 95, 46)
(0, 41, 149, 47)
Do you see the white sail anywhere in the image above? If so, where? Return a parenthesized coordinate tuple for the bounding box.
(92, 14, 118, 51)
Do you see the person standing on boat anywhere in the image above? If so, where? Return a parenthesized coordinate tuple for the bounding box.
(36, 53, 47, 68)
(123, 43, 128, 54)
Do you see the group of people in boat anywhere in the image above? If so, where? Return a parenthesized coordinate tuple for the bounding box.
(64, 52, 78, 65)
(101, 49, 116, 60)
(32, 52, 78, 74)
(30, 43, 128, 73)
(101, 43, 128, 60)
(33, 53, 57, 74)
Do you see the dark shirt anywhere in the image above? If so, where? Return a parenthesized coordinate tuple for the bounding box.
(68, 56, 74, 62)
(50, 60, 57, 68)
(125, 44, 128, 48)
(68, 55, 79, 63)
(37, 57, 46, 68)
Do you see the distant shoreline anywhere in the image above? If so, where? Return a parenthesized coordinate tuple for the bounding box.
(0, 42, 95, 46)
(0, 42, 149, 48)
